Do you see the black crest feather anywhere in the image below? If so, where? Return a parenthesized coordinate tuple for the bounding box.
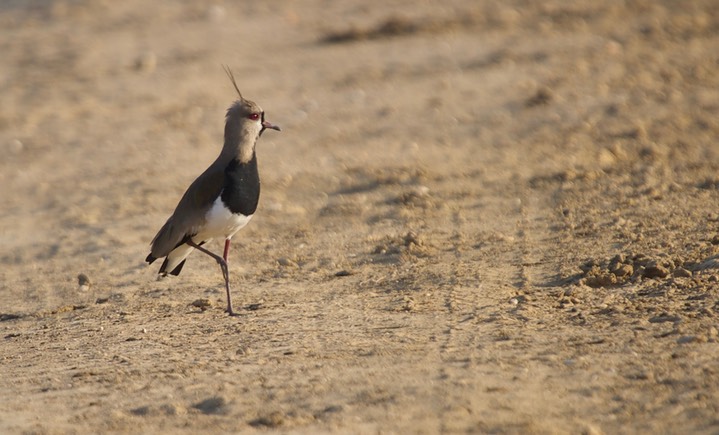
(222, 65, 244, 100)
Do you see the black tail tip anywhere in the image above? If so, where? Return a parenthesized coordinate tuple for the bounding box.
(145, 254, 157, 264)
(169, 260, 186, 276)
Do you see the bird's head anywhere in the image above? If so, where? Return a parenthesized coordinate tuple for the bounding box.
(222, 66, 280, 162)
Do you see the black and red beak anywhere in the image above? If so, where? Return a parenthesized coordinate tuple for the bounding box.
(261, 112, 280, 132)
(262, 120, 281, 132)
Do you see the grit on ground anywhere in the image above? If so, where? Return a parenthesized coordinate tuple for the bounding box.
(1, 1, 718, 433)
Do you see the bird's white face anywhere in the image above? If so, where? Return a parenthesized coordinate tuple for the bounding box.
(244, 109, 264, 139)
(225, 98, 281, 162)
(241, 101, 280, 138)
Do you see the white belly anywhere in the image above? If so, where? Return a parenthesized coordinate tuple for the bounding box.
(196, 196, 253, 242)
(160, 197, 253, 274)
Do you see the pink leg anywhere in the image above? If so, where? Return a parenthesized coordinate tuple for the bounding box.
(187, 240, 237, 316)
(223, 239, 231, 262)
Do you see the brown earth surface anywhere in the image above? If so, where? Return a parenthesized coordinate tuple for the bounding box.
(1, 1, 719, 433)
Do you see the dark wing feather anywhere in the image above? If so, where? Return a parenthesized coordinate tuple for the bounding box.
(148, 163, 225, 259)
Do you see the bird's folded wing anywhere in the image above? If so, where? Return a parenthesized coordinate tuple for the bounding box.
(149, 167, 225, 258)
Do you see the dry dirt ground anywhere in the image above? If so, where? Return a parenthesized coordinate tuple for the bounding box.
(1, 1, 719, 433)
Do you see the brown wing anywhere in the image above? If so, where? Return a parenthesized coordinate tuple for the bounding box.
(148, 164, 225, 258)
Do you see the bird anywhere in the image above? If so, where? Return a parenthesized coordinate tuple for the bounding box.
(145, 66, 280, 316)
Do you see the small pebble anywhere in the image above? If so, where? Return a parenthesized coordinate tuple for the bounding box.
(611, 264, 634, 278)
(642, 264, 669, 279)
(250, 411, 285, 428)
(334, 270, 353, 277)
(160, 403, 186, 416)
(77, 274, 91, 291)
(677, 335, 697, 344)
(130, 406, 151, 416)
(191, 298, 212, 310)
(245, 303, 263, 311)
(278, 258, 299, 268)
(672, 267, 692, 278)
(648, 313, 681, 323)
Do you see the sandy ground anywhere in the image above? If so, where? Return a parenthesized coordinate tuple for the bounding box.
(1, 0, 719, 433)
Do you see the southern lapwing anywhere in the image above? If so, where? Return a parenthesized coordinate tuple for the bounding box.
(145, 66, 280, 316)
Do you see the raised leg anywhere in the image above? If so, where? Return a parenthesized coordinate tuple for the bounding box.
(223, 238, 231, 262)
(187, 240, 237, 316)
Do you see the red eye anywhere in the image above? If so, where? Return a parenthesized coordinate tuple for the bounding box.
(249, 113, 260, 120)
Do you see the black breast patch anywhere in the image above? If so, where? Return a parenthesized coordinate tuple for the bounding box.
(220, 154, 260, 216)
